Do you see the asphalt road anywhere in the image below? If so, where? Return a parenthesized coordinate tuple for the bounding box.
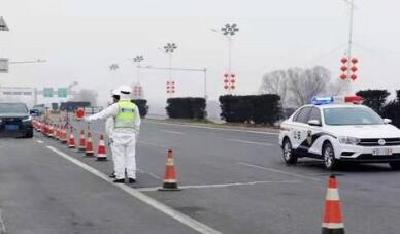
(2, 119, 400, 233)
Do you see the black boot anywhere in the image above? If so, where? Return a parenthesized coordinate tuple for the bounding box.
(109, 171, 115, 178)
(113, 178, 125, 183)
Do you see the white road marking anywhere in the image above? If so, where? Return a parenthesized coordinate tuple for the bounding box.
(237, 162, 322, 182)
(147, 121, 279, 135)
(161, 130, 186, 135)
(137, 179, 300, 192)
(0, 209, 6, 234)
(36, 140, 44, 144)
(46, 146, 221, 234)
(227, 138, 275, 146)
(137, 169, 162, 180)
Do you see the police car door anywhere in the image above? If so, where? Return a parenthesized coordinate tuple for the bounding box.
(291, 106, 312, 154)
(305, 107, 323, 156)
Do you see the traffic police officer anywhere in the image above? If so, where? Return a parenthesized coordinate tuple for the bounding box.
(85, 86, 141, 183)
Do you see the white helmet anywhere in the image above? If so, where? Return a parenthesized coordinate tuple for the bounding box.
(111, 89, 120, 96)
(119, 85, 132, 95)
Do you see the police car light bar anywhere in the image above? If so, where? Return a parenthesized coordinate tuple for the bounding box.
(311, 96, 363, 105)
(311, 96, 334, 105)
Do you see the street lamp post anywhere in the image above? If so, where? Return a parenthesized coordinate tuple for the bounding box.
(163, 43, 177, 96)
(220, 23, 239, 93)
(132, 56, 144, 98)
(342, 0, 356, 94)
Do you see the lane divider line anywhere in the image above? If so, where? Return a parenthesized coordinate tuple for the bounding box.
(227, 139, 275, 146)
(137, 179, 300, 192)
(146, 121, 279, 135)
(36, 140, 44, 144)
(0, 209, 6, 234)
(46, 145, 221, 234)
(237, 162, 323, 182)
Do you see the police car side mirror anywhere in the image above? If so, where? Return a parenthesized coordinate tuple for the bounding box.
(308, 120, 322, 127)
(383, 119, 392, 124)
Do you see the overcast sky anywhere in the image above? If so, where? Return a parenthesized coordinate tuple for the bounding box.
(1, 0, 400, 106)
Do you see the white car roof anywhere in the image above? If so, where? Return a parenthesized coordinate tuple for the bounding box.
(302, 104, 369, 109)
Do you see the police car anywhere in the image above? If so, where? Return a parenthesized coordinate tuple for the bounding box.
(279, 96, 400, 170)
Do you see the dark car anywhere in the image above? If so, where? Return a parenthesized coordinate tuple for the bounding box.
(0, 102, 33, 138)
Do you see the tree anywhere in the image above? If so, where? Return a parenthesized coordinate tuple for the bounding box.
(356, 89, 390, 115)
(71, 89, 98, 106)
(260, 66, 341, 107)
(259, 70, 289, 106)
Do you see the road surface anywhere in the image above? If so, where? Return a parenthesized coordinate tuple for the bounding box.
(1, 120, 400, 233)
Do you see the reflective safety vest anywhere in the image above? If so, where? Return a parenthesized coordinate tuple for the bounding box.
(114, 100, 138, 129)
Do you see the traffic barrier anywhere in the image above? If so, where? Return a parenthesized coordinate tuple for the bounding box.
(78, 130, 86, 152)
(61, 127, 68, 144)
(68, 127, 75, 148)
(159, 149, 180, 191)
(85, 131, 94, 157)
(322, 175, 345, 234)
(96, 134, 108, 161)
(48, 125, 54, 138)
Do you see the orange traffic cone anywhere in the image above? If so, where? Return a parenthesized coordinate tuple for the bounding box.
(61, 127, 68, 144)
(159, 149, 180, 191)
(78, 130, 86, 152)
(96, 135, 107, 161)
(85, 131, 94, 156)
(322, 175, 344, 234)
(68, 127, 75, 148)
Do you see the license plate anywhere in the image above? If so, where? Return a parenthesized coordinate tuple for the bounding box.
(5, 125, 19, 131)
(372, 148, 393, 156)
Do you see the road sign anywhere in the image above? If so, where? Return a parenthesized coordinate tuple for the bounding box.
(43, 88, 54, 97)
(0, 16, 9, 32)
(57, 88, 68, 98)
(0, 58, 8, 73)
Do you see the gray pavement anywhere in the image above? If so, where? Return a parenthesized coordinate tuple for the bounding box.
(2, 119, 400, 233)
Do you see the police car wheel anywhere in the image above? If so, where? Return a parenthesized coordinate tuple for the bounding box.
(282, 139, 297, 165)
(389, 162, 400, 170)
(323, 142, 339, 170)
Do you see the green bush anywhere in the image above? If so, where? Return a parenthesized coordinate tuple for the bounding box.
(356, 89, 390, 115)
(219, 94, 281, 125)
(166, 98, 206, 120)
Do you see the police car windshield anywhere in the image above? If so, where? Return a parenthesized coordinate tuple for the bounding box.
(0, 103, 28, 113)
(323, 107, 383, 126)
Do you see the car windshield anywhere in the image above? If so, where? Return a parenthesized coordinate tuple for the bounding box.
(0, 103, 28, 113)
(323, 107, 384, 126)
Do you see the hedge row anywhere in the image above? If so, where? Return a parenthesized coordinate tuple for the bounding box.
(166, 98, 206, 120)
(219, 94, 281, 125)
(131, 99, 149, 119)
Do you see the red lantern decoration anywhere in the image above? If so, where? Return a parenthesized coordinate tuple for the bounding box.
(340, 74, 347, 80)
(351, 74, 357, 80)
(351, 66, 358, 72)
(351, 58, 358, 64)
(224, 85, 229, 90)
(224, 73, 229, 77)
(224, 79, 229, 83)
(231, 74, 235, 78)
(340, 66, 347, 72)
(230, 79, 235, 83)
(231, 85, 235, 90)
(341, 57, 348, 64)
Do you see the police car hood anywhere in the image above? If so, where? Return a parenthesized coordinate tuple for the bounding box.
(325, 125, 400, 139)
